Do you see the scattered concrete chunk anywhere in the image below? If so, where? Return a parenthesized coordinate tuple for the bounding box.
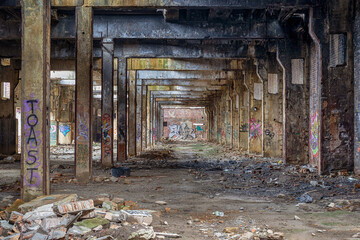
(74, 217, 110, 229)
(19, 194, 78, 213)
(128, 226, 155, 240)
(68, 225, 92, 236)
(154, 232, 181, 238)
(121, 210, 153, 226)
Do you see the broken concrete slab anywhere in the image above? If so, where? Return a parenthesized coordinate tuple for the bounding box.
(19, 194, 78, 213)
(121, 210, 153, 226)
(128, 226, 156, 240)
(8, 211, 23, 224)
(23, 204, 57, 222)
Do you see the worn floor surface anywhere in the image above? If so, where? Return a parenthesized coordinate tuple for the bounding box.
(1, 142, 360, 239)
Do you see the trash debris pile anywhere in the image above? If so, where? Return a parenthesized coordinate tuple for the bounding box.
(0, 194, 180, 240)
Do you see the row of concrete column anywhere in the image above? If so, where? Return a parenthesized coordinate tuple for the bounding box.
(20, 0, 360, 202)
(20, 4, 126, 200)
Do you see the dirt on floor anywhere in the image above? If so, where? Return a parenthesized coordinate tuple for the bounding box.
(1, 142, 360, 239)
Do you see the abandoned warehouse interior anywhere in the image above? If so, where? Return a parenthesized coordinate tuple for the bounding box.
(1, 0, 360, 239)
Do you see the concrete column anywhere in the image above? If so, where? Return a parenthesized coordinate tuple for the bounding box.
(150, 94, 154, 146)
(308, 7, 323, 172)
(316, 1, 354, 174)
(160, 107, 164, 140)
(147, 87, 151, 148)
(220, 94, 226, 145)
(216, 97, 222, 143)
(101, 38, 114, 167)
(239, 71, 249, 152)
(152, 96, 156, 145)
(128, 70, 136, 156)
(21, 0, 51, 201)
(277, 39, 309, 165)
(355, 0, 360, 174)
(205, 107, 211, 142)
(136, 79, 142, 155)
(258, 54, 284, 158)
(246, 61, 263, 156)
(157, 103, 161, 142)
(232, 75, 241, 150)
(117, 58, 127, 161)
(75, 6, 93, 182)
(141, 85, 147, 150)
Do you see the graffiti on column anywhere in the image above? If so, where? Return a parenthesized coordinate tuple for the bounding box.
(310, 111, 319, 157)
(153, 128, 156, 142)
(59, 124, 71, 137)
(50, 121, 57, 146)
(136, 124, 141, 141)
(102, 113, 112, 157)
(23, 97, 42, 188)
(77, 113, 89, 140)
(249, 118, 262, 139)
(77, 112, 89, 168)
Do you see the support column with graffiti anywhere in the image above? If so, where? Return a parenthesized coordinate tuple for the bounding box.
(75, 6, 93, 182)
(101, 38, 114, 167)
(257, 54, 284, 158)
(141, 84, 147, 150)
(136, 79, 142, 155)
(21, 0, 51, 201)
(355, 0, 360, 174)
(117, 58, 127, 161)
(128, 70, 137, 156)
(277, 39, 309, 165)
(246, 61, 264, 156)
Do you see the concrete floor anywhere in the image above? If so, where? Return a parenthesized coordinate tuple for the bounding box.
(1, 142, 360, 239)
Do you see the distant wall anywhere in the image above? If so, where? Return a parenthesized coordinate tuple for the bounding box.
(163, 108, 206, 141)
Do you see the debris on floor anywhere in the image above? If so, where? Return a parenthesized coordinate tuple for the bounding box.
(0, 194, 182, 240)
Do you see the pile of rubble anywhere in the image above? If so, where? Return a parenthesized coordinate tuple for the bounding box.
(0, 194, 179, 240)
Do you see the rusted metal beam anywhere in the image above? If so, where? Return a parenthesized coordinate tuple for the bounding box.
(75, 6, 93, 183)
(21, 0, 51, 201)
(50, 0, 316, 8)
(3, 0, 317, 8)
(141, 79, 228, 86)
(1, 15, 285, 40)
(127, 58, 242, 71)
(117, 58, 127, 161)
(101, 38, 114, 167)
(137, 70, 235, 80)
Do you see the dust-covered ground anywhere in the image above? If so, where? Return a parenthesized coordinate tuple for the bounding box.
(1, 141, 360, 239)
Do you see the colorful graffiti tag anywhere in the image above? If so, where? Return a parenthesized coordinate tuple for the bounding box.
(310, 111, 319, 157)
(77, 112, 89, 168)
(50, 121, 57, 146)
(102, 113, 112, 157)
(77, 112, 89, 141)
(168, 123, 196, 140)
(23, 97, 42, 188)
(249, 118, 262, 139)
(59, 124, 71, 137)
